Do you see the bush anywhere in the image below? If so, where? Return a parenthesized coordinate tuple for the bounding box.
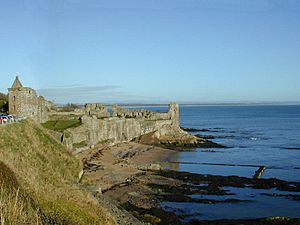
(0, 92, 8, 113)
(0, 101, 8, 113)
(0, 93, 7, 101)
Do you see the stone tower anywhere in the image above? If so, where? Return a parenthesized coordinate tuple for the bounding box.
(8, 76, 49, 123)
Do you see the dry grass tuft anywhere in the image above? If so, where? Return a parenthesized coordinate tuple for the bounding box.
(0, 187, 42, 225)
(0, 162, 41, 225)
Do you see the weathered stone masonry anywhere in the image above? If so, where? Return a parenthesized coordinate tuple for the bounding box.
(8, 76, 50, 123)
(7, 76, 183, 150)
(63, 103, 180, 150)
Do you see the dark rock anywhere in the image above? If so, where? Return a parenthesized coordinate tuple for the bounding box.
(196, 140, 228, 148)
(284, 147, 300, 150)
(201, 150, 218, 153)
(83, 161, 104, 173)
(188, 217, 300, 225)
(121, 202, 182, 225)
(157, 194, 251, 204)
(261, 193, 300, 201)
(181, 127, 206, 132)
(155, 170, 300, 192)
(195, 134, 215, 139)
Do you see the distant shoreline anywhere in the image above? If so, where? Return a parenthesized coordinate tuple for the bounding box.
(55, 103, 300, 107)
(110, 103, 300, 107)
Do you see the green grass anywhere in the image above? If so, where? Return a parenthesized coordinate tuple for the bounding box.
(0, 121, 116, 225)
(42, 119, 81, 132)
(73, 141, 87, 149)
(49, 114, 83, 121)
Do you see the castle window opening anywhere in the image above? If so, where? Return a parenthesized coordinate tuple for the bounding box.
(13, 96, 16, 101)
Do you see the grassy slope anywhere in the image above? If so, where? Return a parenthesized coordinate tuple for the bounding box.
(0, 161, 41, 224)
(42, 119, 81, 132)
(0, 120, 115, 225)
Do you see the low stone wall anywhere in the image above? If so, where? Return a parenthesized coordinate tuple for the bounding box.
(62, 103, 180, 150)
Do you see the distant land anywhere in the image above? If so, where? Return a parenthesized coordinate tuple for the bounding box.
(56, 102, 300, 108)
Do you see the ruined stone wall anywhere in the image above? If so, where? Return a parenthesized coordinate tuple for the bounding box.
(63, 103, 180, 150)
(112, 103, 179, 121)
(112, 105, 154, 118)
(85, 103, 110, 118)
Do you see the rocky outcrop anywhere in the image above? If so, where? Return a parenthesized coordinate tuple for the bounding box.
(136, 124, 226, 149)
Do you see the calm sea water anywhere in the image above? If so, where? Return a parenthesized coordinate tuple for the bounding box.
(175, 105, 300, 181)
(140, 105, 300, 221)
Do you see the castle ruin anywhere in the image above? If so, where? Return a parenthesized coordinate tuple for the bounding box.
(62, 103, 180, 150)
(8, 76, 51, 123)
(7, 76, 185, 151)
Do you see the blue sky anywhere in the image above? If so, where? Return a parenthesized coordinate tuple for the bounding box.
(0, 0, 299, 104)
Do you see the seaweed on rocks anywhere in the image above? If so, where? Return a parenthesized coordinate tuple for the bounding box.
(121, 202, 183, 225)
(155, 170, 300, 192)
(188, 217, 300, 225)
(181, 127, 209, 132)
(195, 134, 215, 139)
(261, 193, 300, 201)
(105, 168, 300, 225)
(156, 194, 251, 204)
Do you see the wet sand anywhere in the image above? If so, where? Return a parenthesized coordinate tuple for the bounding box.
(78, 142, 176, 192)
(78, 142, 300, 225)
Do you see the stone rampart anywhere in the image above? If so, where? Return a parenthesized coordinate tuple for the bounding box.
(62, 103, 180, 150)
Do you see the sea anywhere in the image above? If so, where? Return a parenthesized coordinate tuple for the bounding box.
(135, 105, 300, 221)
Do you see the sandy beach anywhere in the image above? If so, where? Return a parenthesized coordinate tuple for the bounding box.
(78, 142, 176, 192)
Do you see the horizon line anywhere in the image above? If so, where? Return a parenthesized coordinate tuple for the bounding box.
(55, 101, 300, 107)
